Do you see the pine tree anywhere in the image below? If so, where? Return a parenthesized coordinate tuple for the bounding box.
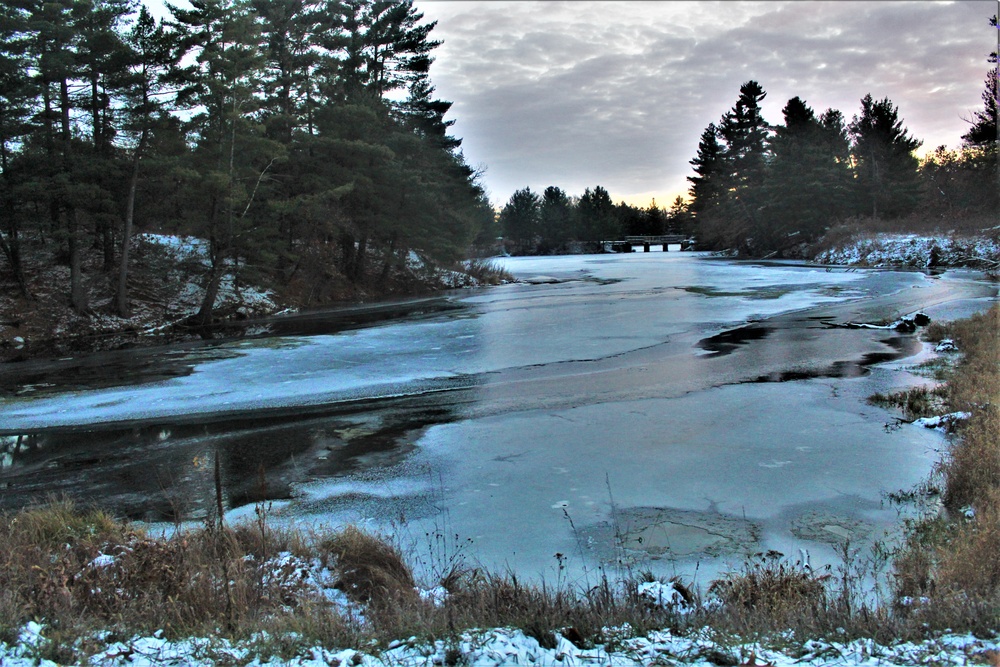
(763, 97, 852, 248)
(116, 5, 177, 315)
(666, 196, 693, 237)
(962, 14, 998, 148)
(717, 80, 770, 229)
(252, 0, 325, 144)
(74, 0, 136, 272)
(687, 123, 725, 219)
(539, 186, 572, 251)
(0, 0, 35, 296)
(169, 0, 277, 324)
(25, 0, 93, 311)
(849, 94, 922, 219)
(576, 185, 618, 243)
(500, 187, 540, 254)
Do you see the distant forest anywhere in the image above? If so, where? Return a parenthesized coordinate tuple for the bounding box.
(0, 0, 493, 320)
(0, 3, 997, 321)
(502, 15, 998, 258)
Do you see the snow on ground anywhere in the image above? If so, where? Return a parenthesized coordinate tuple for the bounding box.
(914, 411, 972, 430)
(136, 234, 280, 322)
(815, 233, 1000, 268)
(3, 622, 1000, 666)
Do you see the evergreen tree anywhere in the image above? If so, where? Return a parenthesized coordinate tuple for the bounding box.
(666, 196, 693, 237)
(252, 0, 326, 144)
(615, 201, 644, 237)
(638, 200, 666, 236)
(849, 94, 922, 219)
(0, 0, 497, 317)
(499, 187, 540, 254)
(116, 5, 177, 315)
(538, 185, 572, 251)
(962, 15, 998, 148)
(763, 97, 852, 248)
(169, 0, 278, 324)
(687, 122, 725, 245)
(816, 108, 855, 219)
(0, 0, 35, 296)
(401, 75, 459, 152)
(25, 0, 94, 311)
(335, 0, 438, 102)
(690, 81, 771, 252)
(718, 82, 769, 184)
(576, 185, 618, 243)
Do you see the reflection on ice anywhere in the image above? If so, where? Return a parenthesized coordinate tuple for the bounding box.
(1, 252, 997, 584)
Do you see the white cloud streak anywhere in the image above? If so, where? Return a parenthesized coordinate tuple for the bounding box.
(416, 0, 996, 206)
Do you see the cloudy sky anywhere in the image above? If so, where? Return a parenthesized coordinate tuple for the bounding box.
(412, 1, 997, 208)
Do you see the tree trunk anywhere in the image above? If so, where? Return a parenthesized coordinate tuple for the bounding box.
(116, 132, 145, 316)
(62, 78, 88, 313)
(1, 139, 30, 297)
(195, 263, 225, 326)
(355, 236, 367, 282)
(0, 228, 29, 298)
(69, 208, 89, 312)
(102, 218, 115, 272)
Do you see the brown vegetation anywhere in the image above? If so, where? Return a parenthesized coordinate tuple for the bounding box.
(867, 385, 947, 420)
(893, 304, 1000, 632)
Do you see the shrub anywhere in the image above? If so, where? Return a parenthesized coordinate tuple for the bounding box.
(867, 386, 946, 420)
(708, 552, 828, 632)
(462, 258, 515, 285)
(323, 526, 417, 608)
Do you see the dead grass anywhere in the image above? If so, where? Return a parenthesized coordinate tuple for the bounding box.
(321, 525, 417, 609)
(867, 385, 947, 420)
(922, 321, 953, 344)
(892, 304, 1000, 632)
(461, 257, 515, 285)
(0, 500, 356, 649)
(2, 497, 994, 659)
(707, 552, 831, 635)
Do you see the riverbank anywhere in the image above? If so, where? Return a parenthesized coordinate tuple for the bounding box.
(2, 226, 996, 364)
(0, 234, 513, 364)
(814, 232, 1000, 271)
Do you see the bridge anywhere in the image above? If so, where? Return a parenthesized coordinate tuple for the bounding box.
(601, 235, 695, 253)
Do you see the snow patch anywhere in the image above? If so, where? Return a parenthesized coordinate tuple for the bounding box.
(637, 580, 694, 614)
(914, 412, 971, 430)
(3, 620, 1000, 666)
(935, 338, 958, 352)
(815, 233, 1000, 269)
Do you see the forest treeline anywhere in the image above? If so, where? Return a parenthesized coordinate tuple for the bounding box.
(0, 0, 494, 322)
(1, 3, 997, 324)
(500, 16, 998, 258)
(493, 185, 694, 256)
(686, 74, 997, 257)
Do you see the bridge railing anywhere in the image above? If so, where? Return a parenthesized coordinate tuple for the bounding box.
(600, 235, 696, 253)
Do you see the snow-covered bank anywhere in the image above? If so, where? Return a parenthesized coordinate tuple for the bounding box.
(815, 233, 1000, 269)
(0, 234, 510, 362)
(4, 622, 1000, 666)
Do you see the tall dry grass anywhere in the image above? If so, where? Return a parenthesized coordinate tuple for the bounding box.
(892, 304, 1000, 632)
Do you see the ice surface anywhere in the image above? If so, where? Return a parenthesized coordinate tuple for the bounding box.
(2, 252, 996, 590)
(1, 253, 871, 431)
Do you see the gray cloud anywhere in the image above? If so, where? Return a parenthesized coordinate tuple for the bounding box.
(416, 0, 995, 206)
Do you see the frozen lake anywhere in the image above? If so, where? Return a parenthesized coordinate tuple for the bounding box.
(1, 253, 996, 584)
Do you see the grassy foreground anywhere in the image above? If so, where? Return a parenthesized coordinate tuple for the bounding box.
(2, 306, 999, 663)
